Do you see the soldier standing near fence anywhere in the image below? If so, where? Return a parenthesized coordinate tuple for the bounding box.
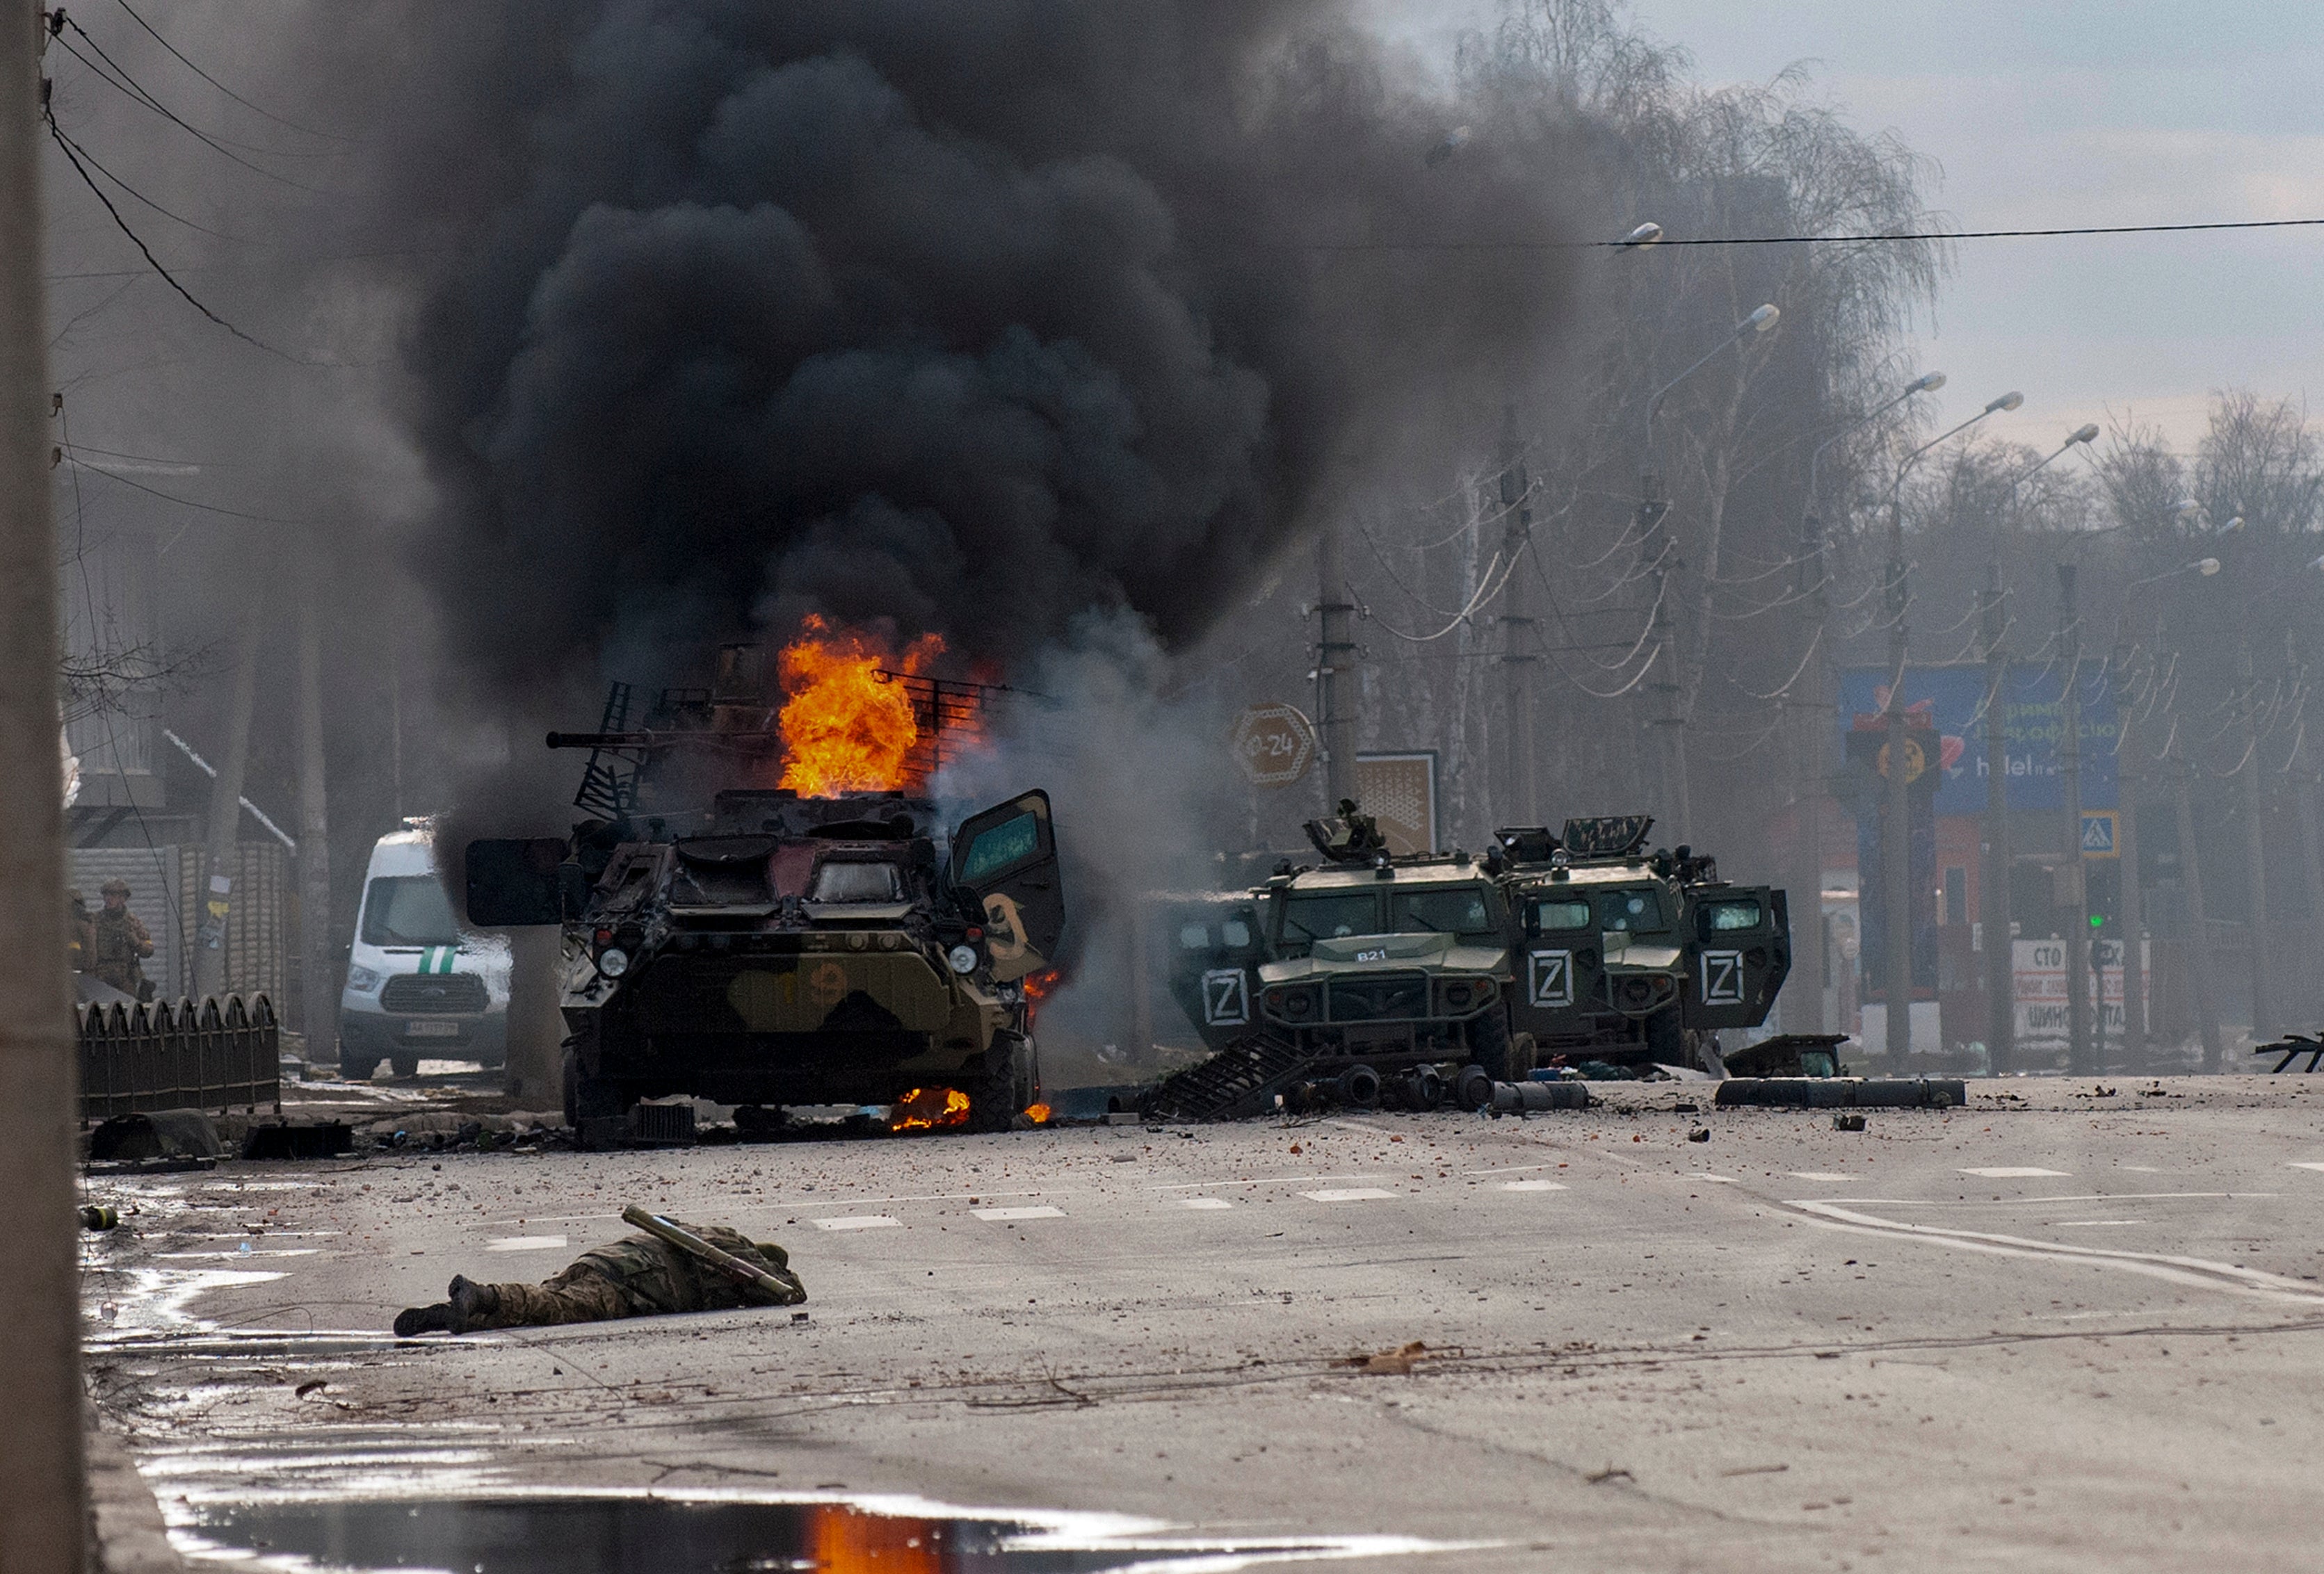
(88, 878, 154, 999)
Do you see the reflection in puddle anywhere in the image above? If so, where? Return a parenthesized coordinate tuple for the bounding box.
(181, 1494, 1453, 1574)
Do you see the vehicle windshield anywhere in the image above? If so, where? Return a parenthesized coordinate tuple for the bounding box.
(810, 861, 902, 902)
(360, 875, 460, 947)
(1281, 892, 1381, 944)
(1596, 888, 1666, 932)
(1391, 886, 1497, 936)
(1530, 898, 1594, 932)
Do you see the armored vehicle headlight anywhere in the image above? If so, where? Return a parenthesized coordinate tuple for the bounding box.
(345, 965, 382, 993)
(596, 946, 631, 980)
(947, 944, 979, 975)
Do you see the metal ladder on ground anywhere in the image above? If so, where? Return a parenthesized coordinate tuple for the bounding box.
(1143, 1035, 1313, 1122)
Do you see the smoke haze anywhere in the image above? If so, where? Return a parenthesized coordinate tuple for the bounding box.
(355, 0, 1586, 701)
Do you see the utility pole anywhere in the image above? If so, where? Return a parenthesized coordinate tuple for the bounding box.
(2168, 725, 2226, 1071)
(1496, 409, 1536, 824)
(1882, 530, 1913, 1064)
(1981, 567, 2015, 1073)
(2112, 636, 2148, 1069)
(196, 599, 265, 1000)
(2291, 665, 2324, 1032)
(1789, 501, 1832, 1032)
(1635, 471, 1686, 839)
(2237, 638, 2273, 1044)
(1315, 526, 1357, 810)
(2058, 566, 2095, 1073)
(296, 542, 336, 1059)
(2, 0, 88, 1564)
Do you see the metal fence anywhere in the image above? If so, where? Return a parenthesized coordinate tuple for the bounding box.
(79, 993, 280, 1119)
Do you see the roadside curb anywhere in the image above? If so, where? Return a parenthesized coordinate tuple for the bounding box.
(85, 1404, 184, 1574)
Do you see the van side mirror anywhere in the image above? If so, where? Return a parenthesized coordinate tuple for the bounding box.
(465, 838, 572, 927)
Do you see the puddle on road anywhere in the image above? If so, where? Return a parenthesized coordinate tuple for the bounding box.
(180, 1493, 1452, 1574)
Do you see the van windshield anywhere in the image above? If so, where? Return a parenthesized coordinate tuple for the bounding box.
(360, 875, 461, 947)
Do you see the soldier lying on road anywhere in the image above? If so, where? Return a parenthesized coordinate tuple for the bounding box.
(394, 1215, 804, 1336)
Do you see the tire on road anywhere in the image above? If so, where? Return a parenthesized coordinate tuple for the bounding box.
(969, 1031, 1034, 1133)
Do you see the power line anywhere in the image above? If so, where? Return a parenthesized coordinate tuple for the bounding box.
(108, 0, 352, 143)
(45, 109, 249, 241)
(44, 112, 307, 362)
(1290, 216, 2324, 252)
(56, 21, 328, 190)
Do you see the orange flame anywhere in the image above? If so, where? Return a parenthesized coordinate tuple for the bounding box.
(1022, 1103, 1051, 1125)
(889, 1085, 971, 1133)
(776, 616, 943, 797)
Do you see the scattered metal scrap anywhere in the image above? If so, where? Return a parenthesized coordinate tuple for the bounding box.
(2254, 1034, 2324, 1073)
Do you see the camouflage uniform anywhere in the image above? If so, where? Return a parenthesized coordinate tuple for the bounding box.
(67, 890, 92, 973)
(89, 882, 154, 998)
(396, 1220, 803, 1336)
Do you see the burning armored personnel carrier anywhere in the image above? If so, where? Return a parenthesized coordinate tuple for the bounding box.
(464, 640, 1060, 1137)
(1151, 810, 1789, 1119)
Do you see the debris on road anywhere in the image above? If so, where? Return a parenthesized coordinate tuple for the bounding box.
(1717, 1077, 1964, 1110)
(1341, 1340, 1431, 1375)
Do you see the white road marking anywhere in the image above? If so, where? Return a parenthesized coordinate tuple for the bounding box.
(485, 1235, 568, 1252)
(1689, 1174, 1740, 1185)
(1152, 1174, 1387, 1192)
(152, 1249, 318, 1260)
(2052, 1220, 2147, 1228)
(1783, 1199, 2324, 1306)
(1464, 1164, 1560, 1177)
(1499, 1180, 1568, 1193)
(1179, 1198, 1234, 1210)
(812, 1216, 903, 1231)
(2290, 1162, 2324, 1173)
(1303, 1188, 1398, 1203)
(1961, 1167, 2070, 1178)
(2118, 1165, 2161, 1173)
(1788, 1172, 1853, 1182)
(974, 1206, 1064, 1222)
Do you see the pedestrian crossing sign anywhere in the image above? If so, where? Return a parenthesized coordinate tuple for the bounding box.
(2080, 810, 2118, 858)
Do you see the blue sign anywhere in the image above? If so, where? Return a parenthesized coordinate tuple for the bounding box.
(1837, 663, 2117, 816)
(2081, 810, 2117, 857)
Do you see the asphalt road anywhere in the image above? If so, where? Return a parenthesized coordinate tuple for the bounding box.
(83, 1076, 2324, 1572)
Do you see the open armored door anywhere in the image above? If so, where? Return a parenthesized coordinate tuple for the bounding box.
(950, 790, 1064, 984)
(1681, 886, 1792, 1030)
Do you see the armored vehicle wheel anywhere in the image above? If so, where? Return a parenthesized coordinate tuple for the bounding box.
(1510, 1031, 1539, 1079)
(967, 1032, 1035, 1133)
(389, 1053, 420, 1079)
(561, 1045, 626, 1129)
(1471, 1011, 1521, 1082)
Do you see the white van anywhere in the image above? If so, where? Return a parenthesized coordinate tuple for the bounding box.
(338, 818, 511, 1078)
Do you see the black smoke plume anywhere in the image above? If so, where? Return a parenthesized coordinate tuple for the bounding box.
(358, 0, 1586, 695)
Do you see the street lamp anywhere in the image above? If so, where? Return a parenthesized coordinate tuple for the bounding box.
(1880, 389, 2022, 1066)
(1633, 297, 1782, 847)
(1620, 221, 1665, 248)
(1644, 302, 1782, 456)
(1789, 371, 1945, 1035)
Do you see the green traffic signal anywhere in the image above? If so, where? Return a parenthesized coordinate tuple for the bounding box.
(2089, 913, 2106, 928)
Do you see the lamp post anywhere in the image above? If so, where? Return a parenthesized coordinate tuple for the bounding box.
(1879, 390, 2023, 1064)
(1638, 300, 1780, 842)
(1790, 372, 1946, 1034)
(1981, 423, 2099, 1073)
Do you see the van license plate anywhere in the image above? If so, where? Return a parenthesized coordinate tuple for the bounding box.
(404, 1021, 462, 1038)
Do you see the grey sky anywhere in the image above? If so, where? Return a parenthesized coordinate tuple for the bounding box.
(1371, 1, 2324, 454)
